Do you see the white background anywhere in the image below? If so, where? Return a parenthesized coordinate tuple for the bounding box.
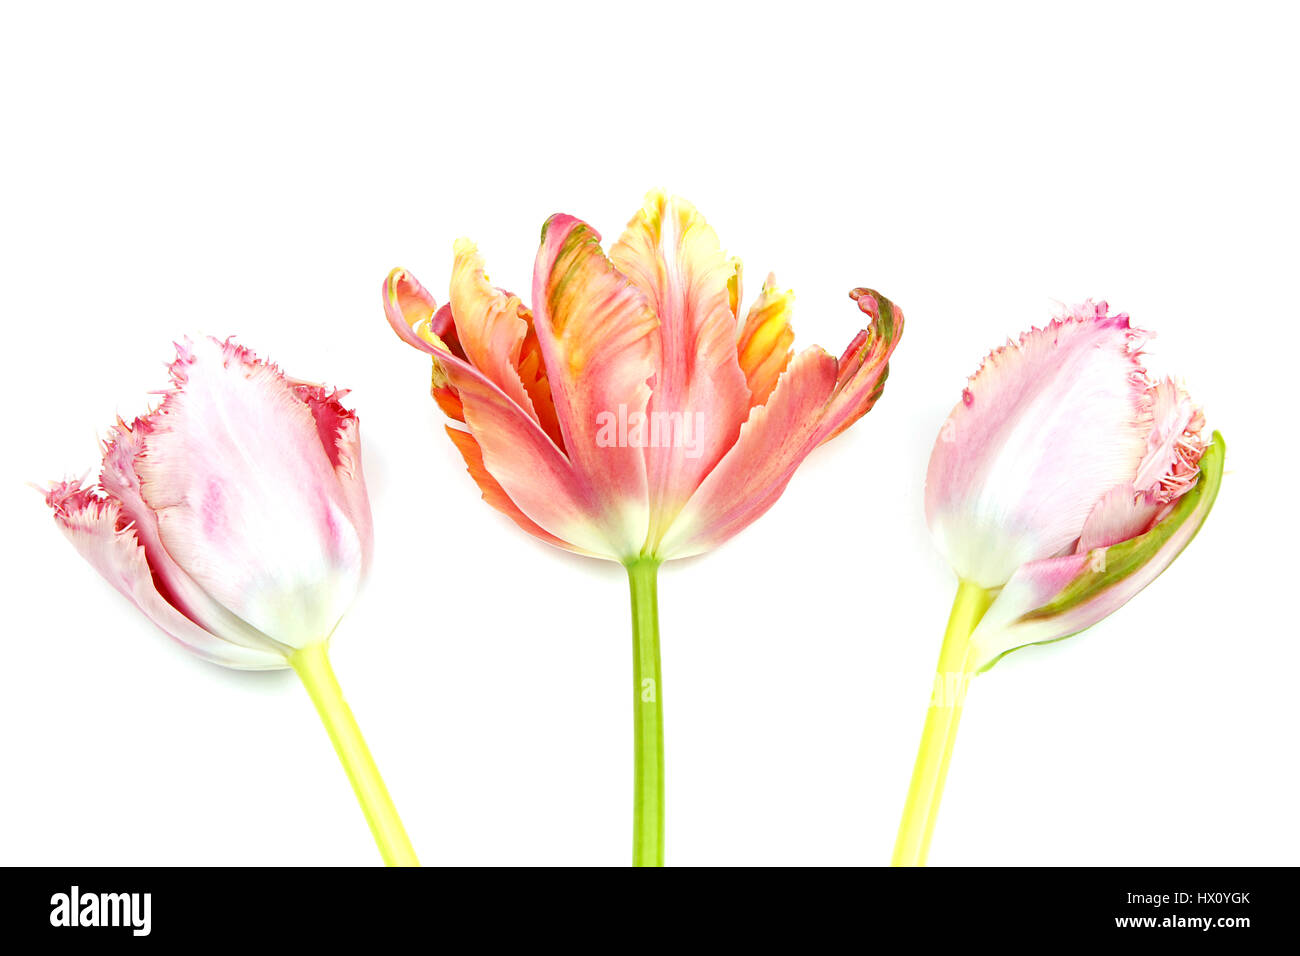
(2, 2, 1296, 866)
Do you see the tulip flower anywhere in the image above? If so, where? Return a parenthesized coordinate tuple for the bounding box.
(42, 338, 418, 866)
(384, 189, 903, 865)
(893, 300, 1224, 866)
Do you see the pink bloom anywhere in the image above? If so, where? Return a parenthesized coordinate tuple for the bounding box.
(925, 301, 1224, 670)
(43, 338, 373, 669)
(382, 190, 904, 561)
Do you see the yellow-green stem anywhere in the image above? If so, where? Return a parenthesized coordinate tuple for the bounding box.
(891, 580, 994, 866)
(290, 642, 419, 867)
(626, 558, 663, 867)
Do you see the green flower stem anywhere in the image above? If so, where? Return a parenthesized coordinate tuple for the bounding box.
(290, 642, 419, 867)
(626, 557, 664, 867)
(892, 579, 994, 867)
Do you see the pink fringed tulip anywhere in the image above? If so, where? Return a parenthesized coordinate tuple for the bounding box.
(926, 300, 1222, 670)
(384, 190, 904, 865)
(44, 338, 372, 669)
(43, 338, 417, 865)
(894, 301, 1224, 867)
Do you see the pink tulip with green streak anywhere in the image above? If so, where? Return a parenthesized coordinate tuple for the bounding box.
(43, 338, 418, 866)
(384, 189, 904, 865)
(894, 301, 1224, 866)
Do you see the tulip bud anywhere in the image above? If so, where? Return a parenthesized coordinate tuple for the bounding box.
(924, 301, 1222, 671)
(43, 338, 415, 865)
(43, 337, 372, 668)
(894, 301, 1223, 867)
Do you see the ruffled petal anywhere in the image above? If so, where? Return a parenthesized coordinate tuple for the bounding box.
(968, 431, 1225, 671)
(448, 240, 544, 422)
(386, 269, 616, 557)
(42, 482, 284, 669)
(1077, 483, 1161, 551)
(609, 191, 752, 544)
(736, 273, 795, 408)
(656, 286, 903, 559)
(383, 268, 447, 354)
(1133, 377, 1207, 501)
(816, 287, 905, 444)
(134, 339, 366, 648)
(532, 214, 660, 558)
(925, 301, 1152, 589)
(655, 346, 839, 559)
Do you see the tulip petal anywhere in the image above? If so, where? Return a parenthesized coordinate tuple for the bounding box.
(609, 191, 752, 544)
(727, 258, 743, 320)
(386, 268, 614, 556)
(514, 320, 564, 448)
(448, 241, 547, 421)
(969, 431, 1225, 671)
(382, 267, 449, 354)
(1134, 377, 1207, 501)
(439, 358, 610, 553)
(447, 245, 566, 450)
(1077, 483, 1161, 551)
(99, 417, 293, 656)
(656, 287, 903, 558)
(926, 301, 1152, 588)
(43, 482, 284, 669)
(134, 339, 366, 649)
(533, 214, 660, 558)
(817, 288, 905, 444)
(292, 382, 374, 574)
(655, 346, 839, 559)
(736, 273, 796, 408)
(443, 425, 593, 555)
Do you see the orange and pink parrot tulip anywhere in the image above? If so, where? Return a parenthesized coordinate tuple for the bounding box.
(383, 190, 904, 864)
